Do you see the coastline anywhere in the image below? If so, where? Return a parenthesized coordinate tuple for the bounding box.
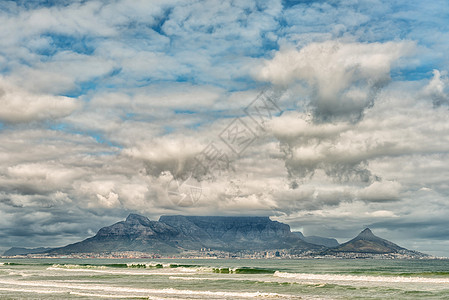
(1, 250, 444, 260)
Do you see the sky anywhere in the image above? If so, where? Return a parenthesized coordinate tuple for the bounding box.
(0, 0, 449, 256)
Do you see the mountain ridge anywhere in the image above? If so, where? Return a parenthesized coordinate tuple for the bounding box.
(2, 215, 426, 257)
(322, 227, 423, 256)
(45, 214, 321, 255)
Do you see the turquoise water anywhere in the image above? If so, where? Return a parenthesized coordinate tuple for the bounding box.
(1, 258, 449, 299)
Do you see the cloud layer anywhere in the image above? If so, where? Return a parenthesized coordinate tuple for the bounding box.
(1, 0, 449, 256)
(257, 40, 416, 121)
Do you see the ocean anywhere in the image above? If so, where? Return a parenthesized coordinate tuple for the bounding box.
(1, 258, 449, 299)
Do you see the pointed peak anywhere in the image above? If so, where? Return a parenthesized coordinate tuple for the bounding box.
(358, 228, 375, 238)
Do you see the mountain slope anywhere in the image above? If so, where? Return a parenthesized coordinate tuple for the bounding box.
(48, 214, 320, 254)
(49, 214, 188, 254)
(3, 247, 52, 256)
(323, 228, 416, 254)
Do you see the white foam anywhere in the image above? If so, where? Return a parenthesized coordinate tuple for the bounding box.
(47, 266, 186, 276)
(47, 265, 214, 276)
(169, 276, 211, 281)
(0, 279, 297, 298)
(168, 276, 262, 282)
(178, 266, 213, 273)
(125, 262, 215, 273)
(7, 271, 31, 277)
(273, 271, 449, 284)
(0, 287, 65, 295)
(0, 287, 174, 299)
(51, 264, 106, 269)
(127, 261, 171, 268)
(69, 291, 177, 299)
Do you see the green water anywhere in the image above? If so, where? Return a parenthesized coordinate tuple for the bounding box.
(1, 258, 449, 299)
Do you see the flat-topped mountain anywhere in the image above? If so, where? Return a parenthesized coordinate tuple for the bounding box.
(159, 215, 312, 251)
(323, 228, 425, 256)
(47, 214, 320, 255)
(4, 216, 426, 258)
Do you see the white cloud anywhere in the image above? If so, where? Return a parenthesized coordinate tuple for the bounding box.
(256, 40, 416, 121)
(123, 135, 205, 178)
(368, 210, 398, 218)
(267, 80, 449, 183)
(0, 77, 80, 123)
(423, 69, 449, 106)
(357, 181, 402, 202)
(10, 52, 117, 94)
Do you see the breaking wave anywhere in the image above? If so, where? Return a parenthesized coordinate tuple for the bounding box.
(213, 267, 276, 274)
(0, 279, 297, 299)
(273, 271, 449, 284)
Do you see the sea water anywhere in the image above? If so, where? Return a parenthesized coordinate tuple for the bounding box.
(1, 258, 449, 299)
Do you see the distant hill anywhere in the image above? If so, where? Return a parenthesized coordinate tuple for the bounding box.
(8, 216, 426, 258)
(292, 231, 340, 247)
(48, 214, 321, 254)
(3, 247, 52, 256)
(322, 228, 426, 256)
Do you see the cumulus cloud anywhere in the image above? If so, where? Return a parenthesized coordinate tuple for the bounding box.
(0, 77, 80, 123)
(423, 69, 449, 106)
(257, 40, 416, 121)
(357, 181, 402, 202)
(123, 135, 204, 178)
